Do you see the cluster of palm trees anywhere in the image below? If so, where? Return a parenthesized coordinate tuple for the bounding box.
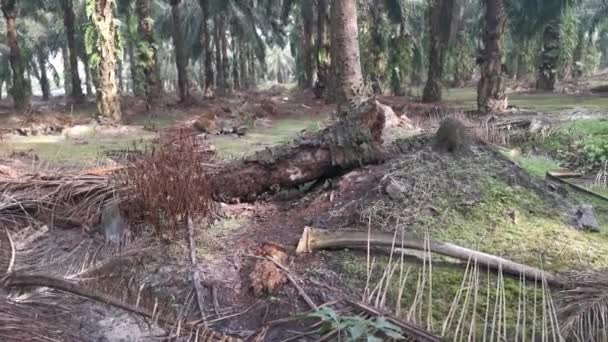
(0, 0, 607, 119)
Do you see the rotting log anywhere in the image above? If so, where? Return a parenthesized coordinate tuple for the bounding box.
(296, 227, 563, 287)
(210, 100, 386, 201)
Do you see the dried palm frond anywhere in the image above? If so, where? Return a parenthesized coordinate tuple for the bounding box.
(0, 172, 123, 230)
(557, 270, 608, 342)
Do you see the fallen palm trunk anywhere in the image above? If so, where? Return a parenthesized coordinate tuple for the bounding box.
(211, 100, 386, 201)
(296, 227, 562, 286)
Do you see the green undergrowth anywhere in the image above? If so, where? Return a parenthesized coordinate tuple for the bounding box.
(329, 176, 608, 337)
(514, 119, 608, 172)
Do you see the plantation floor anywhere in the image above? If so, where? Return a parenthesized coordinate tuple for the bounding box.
(1, 87, 608, 340)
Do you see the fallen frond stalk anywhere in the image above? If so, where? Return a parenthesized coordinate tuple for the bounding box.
(3, 273, 242, 342)
(296, 227, 562, 286)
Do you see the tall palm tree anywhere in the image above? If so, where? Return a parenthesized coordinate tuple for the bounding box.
(136, 0, 162, 104)
(170, 0, 189, 101)
(1, 0, 31, 111)
(89, 0, 122, 121)
(477, 0, 507, 113)
(331, 0, 364, 112)
(61, 0, 84, 101)
(422, 0, 458, 103)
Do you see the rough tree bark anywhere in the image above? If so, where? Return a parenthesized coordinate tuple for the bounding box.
(248, 45, 256, 88)
(62, 0, 84, 101)
(211, 100, 386, 201)
(2, 0, 30, 111)
(199, 0, 214, 91)
(315, 0, 330, 98)
(477, 0, 507, 113)
(536, 20, 560, 91)
(214, 15, 225, 94)
(36, 51, 51, 101)
(422, 0, 458, 103)
(93, 0, 122, 121)
(301, 0, 315, 89)
(231, 28, 240, 90)
(211, 0, 386, 201)
(136, 0, 162, 105)
(220, 17, 230, 93)
(239, 40, 248, 89)
(171, 0, 189, 102)
(331, 0, 365, 113)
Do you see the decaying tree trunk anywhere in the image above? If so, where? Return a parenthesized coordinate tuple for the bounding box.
(211, 100, 386, 201)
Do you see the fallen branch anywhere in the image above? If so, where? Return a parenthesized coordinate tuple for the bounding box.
(296, 227, 562, 286)
(2, 273, 242, 342)
(547, 171, 608, 202)
(265, 256, 318, 310)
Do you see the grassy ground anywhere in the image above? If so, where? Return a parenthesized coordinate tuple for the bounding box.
(210, 117, 320, 158)
(443, 87, 608, 113)
(330, 175, 608, 338)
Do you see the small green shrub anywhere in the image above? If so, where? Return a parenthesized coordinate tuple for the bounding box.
(307, 307, 405, 341)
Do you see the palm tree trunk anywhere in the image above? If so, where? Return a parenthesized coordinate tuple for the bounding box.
(61, 0, 84, 101)
(536, 20, 560, 91)
(82, 54, 94, 97)
(136, 0, 162, 105)
(248, 45, 256, 88)
(2, 0, 30, 111)
(94, 0, 122, 121)
(301, 0, 315, 88)
(231, 29, 240, 90)
(37, 51, 51, 101)
(199, 0, 214, 91)
(477, 0, 507, 113)
(422, 0, 457, 103)
(62, 45, 72, 96)
(170, 0, 189, 102)
(221, 17, 230, 93)
(331, 0, 364, 112)
(214, 16, 224, 93)
(239, 40, 248, 89)
(316, 0, 330, 89)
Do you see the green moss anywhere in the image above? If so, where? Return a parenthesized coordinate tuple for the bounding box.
(330, 177, 608, 337)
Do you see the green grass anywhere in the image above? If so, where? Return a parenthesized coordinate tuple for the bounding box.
(0, 135, 151, 163)
(210, 117, 322, 157)
(507, 153, 561, 177)
(443, 87, 608, 113)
